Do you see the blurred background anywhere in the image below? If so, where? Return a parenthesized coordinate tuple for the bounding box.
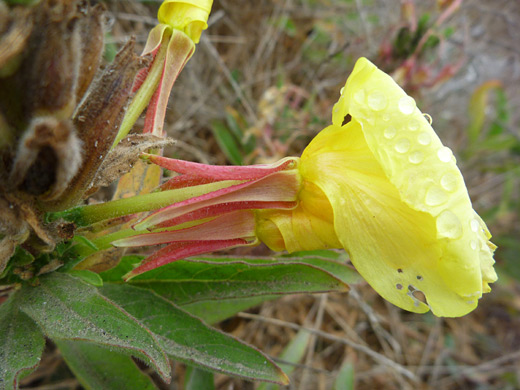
(22, 0, 520, 389)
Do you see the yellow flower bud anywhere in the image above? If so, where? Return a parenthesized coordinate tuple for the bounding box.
(158, 0, 213, 43)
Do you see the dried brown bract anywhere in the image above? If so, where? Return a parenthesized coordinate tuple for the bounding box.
(0, 0, 149, 270)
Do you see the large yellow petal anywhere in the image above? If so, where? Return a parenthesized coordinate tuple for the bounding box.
(302, 58, 497, 317)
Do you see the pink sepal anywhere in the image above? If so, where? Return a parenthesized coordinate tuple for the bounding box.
(157, 200, 297, 228)
(160, 174, 219, 191)
(114, 210, 256, 247)
(124, 238, 248, 280)
(135, 171, 300, 230)
(145, 154, 293, 180)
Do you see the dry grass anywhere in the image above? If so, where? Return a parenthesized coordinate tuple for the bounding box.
(20, 0, 520, 389)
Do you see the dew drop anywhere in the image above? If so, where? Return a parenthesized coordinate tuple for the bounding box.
(425, 186, 448, 206)
(398, 96, 416, 115)
(423, 113, 433, 125)
(382, 113, 391, 122)
(470, 240, 478, 250)
(353, 89, 366, 104)
(395, 138, 411, 153)
(367, 91, 387, 111)
(384, 127, 397, 139)
(408, 119, 420, 131)
(409, 151, 424, 164)
(440, 172, 458, 192)
(470, 219, 479, 233)
(436, 210, 463, 239)
(418, 131, 431, 146)
(437, 146, 453, 163)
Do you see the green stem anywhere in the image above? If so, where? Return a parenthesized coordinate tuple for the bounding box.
(46, 180, 241, 227)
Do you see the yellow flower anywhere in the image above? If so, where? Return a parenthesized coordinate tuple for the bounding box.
(158, 0, 213, 44)
(103, 57, 496, 317)
(258, 57, 497, 317)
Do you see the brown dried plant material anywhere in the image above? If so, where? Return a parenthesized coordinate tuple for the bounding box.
(22, 0, 81, 119)
(75, 1, 106, 102)
(91, 134, 175, 189)
(44, 38, 149, 211)
(9, 116, 82, 199)
(0, 4, 33, 77)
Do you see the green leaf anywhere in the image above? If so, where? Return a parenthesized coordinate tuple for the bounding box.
(182, 295, 279, 324)
(99, 283, 288, 385)
(184, 367, 215, 390)
(56, 340, 158, 390)
(333, 361, 355, 390)
(258, 328, 311, 390)
(210, 120, 243, 165)
(467, 81, 502, 143)
(17, 273, 170, 382)
(0, 293, 45, 390)
(67, 270, 103, 287)
(101, 256, 354, 305)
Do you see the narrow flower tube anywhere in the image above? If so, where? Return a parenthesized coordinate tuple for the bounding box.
(93, 57, 496, 317)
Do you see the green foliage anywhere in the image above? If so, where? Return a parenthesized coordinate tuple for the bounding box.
(210, 110, 255, 165)
(257, 328, 312, 390)
(100, 255, 358, 305)
(184, 367, 215, 390)
(0, 295, 45, 389)
(333, 361, 355, 390)
(1, 250, 355, 388)
(56, 340, 158, 390)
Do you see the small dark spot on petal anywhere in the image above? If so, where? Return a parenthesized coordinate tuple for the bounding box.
(397, 268, 403, 273)
(342, 114, 352, 126)
(396, 284, 403, 290)
(417, 275, 423, 281)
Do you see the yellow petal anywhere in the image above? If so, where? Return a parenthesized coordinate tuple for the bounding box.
(158, 0, 213, 44)
(301, 57, 497, 317)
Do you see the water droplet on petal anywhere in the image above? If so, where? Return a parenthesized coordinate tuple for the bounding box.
(382, 113, 391, 122)
(423, 113, 433, 124)
(353, 89, 366, 104)
(437, 146, 453, 163)
(367, 91, 387, 111)
(440, 172, 458, 192)
(384, 127, 397, 139)
(470, 219, 479, 233)
(398, 96, 416, 115)
(437, 210, 463, 239)
(395, 138, 411, 153)
(470, 240, 478, 250)
(418, 132, 431, 145)
(425, 186, 448, 206)
(408, 119, 420, 131)
(409, 151, 424, 164)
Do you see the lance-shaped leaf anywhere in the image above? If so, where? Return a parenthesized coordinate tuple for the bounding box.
(184, 367, 215, 390)
(56, 339, 158, 390)
(17, 273, 170, 382)
(0, 293, 45, 390)
(181, 296, 279, 325)
(99, 283, 288, 385)
(100, 255, 356, 305)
